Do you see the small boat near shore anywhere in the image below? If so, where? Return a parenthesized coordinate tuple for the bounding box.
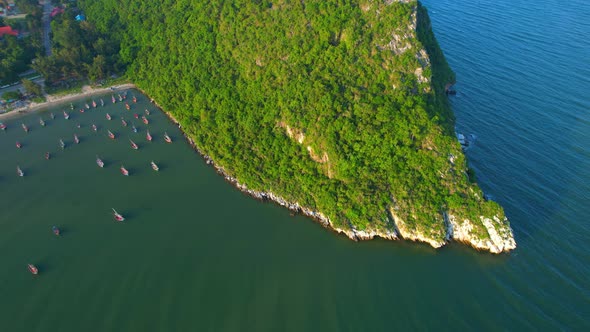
(142, 116, 149, 125)
(164, 132, 172, 143)
(146, 130, 152, 142)
(120, 166, 129, 176)
(100, 98, 104, 107)
(74, 134, 80, 144)
(133, 96, 137, 103)
(108, 130, 115, 139)
(92, 124, 97, 132)
(50, 112, 55, 119)
(0, 122, 6, 130)
(112, 95, 116, 103)
(144, 109, 150, 116)
(130, 139, 138, 150)
(96, 155, 104, 168)
(28, 264, 38, 275)
(92, 100, 97, 108)
(112, 208, 125, 222)
(132, 124, 137, 133)
(121, 118, 128, 127)
(79, 108, 85, 113)
(21, 123, 28, 133)
(59, 139, 65, 149)
(16, 141, 21, 148)
(70, 103, 74, 110)
(85, 103, 90, 109)
(63, 111, 70, 120)
(39, 118, 45, 127)
(151, 161, 159, 171)
(106, 113, 112, 120)
(17, 166, 24, 177)
(125, 103, 130, 110)
(52, 226, 60, 236)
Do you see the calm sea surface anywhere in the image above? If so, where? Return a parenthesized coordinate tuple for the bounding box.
(1, 0, 589, 330)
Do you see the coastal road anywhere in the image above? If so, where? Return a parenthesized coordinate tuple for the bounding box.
(41, 0, 53, 56)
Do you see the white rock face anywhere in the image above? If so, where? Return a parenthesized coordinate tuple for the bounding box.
(448, 214, 516, 253)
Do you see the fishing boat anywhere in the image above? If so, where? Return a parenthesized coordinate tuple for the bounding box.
(108, 130, 115, 139)
(151, 161, 159, 171)
(134, 113, 139, 119)
(16, 141, 21, 148)
(85, 103, 90, 109)
(28, 264, 38, 275)
(52, 226, 60, 236)
(74, 134, 80, 144)
(130, 139, 138, 150)
(50, 112, 55, 119)
(45, 152, 50, 160)
(92, 124, 97, 132)
(22, 123, 28, 133)
(146, 130, 152, 142)
(63, 111, 70, 120)
(121, 118, 128, 127)
(132, 124, 137, 133)
(96, 155, 104, 168)
(120, 166, 129, 176)
(164, 132, 172, 143)
(112, 208, 125, 222)
(142, 115, 149, 125)
(100, 98, 105, 107)
(106, 113, 112, 120)
(17, 166, 24, 177)
(39, 118, 45, 127)
(0, 122, 6, 130)
(92, 100, 97, 108)
(133, 95, 137, 103)
(145, 109, 150, 115)
(59, 139, 65, 149)
(112, 95, 116, 103)
(125, 103, 130, 110)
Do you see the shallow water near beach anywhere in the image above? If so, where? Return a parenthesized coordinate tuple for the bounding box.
(1, 0, 589, 330)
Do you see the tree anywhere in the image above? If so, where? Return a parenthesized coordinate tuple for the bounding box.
(21, 78, 43, 96)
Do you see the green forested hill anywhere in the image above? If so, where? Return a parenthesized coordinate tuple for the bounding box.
(78, 0, 515, 251)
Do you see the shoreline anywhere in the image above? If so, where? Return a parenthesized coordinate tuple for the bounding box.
(0, 83, 136, 121)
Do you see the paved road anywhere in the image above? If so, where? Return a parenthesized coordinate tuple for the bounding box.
(41, 0, 53, 56)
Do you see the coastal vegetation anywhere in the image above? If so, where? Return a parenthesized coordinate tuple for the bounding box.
(74, 0, 514, 250)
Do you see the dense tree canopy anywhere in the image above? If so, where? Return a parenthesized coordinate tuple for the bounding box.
(77, 0, 509, 243)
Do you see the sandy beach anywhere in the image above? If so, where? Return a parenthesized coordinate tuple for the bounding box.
(0, 83, 136, 121)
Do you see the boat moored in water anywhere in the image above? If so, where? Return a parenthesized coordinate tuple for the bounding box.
(63, 111, 70, 120)
(112, 95, 116, 103)
(134, 113, 139, 119)
(100, 98, 104, 106)
(17, 166, 24, 177)
(21, 123, 28, 133)
(74, 134, 80, 144)
(0, 122, 6, 130)
(112, 208, 125, 222)
(16, 141, 21, 148)
(132, 124, 137, 133)
(92, 100, 97, 108)
(120, 166, 129, 176)
(39, 118, 45, 127)
(50, 112, 55, 119)
(52, 226, 60, 236)
(125, 103, 130, 110)
(96, 155, 104, 168)
(59, 139, 65, 149)
(28, 264, 38, 275)
(45, 152, 50, 160)
(142, 116, 149, 125)
(146, 130, 152, 142)
(85, 103, 90, 109)
(144, 109, 150, 116)
(92, 124, 97, 132)
(133, 96, 137, 103)
(121, 118, 127, 127)
(151, 161, 159, 171)
(106, 113, 112, 120)
(108, 130, 115, 139)
(130, 139, 138, 150)
(164, 132, 172, 143)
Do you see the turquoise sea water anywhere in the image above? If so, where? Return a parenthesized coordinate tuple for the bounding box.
(1, 0, 589, 330)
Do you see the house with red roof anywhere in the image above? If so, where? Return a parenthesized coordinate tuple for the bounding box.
(0, 26, 19, 37)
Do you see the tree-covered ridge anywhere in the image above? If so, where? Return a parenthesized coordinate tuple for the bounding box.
(78, 0, 514, 250)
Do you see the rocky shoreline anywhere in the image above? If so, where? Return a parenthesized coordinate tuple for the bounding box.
(142, 89, 514, 254)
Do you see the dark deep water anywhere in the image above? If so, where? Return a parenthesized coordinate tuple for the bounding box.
(0, 0, 589, 330)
